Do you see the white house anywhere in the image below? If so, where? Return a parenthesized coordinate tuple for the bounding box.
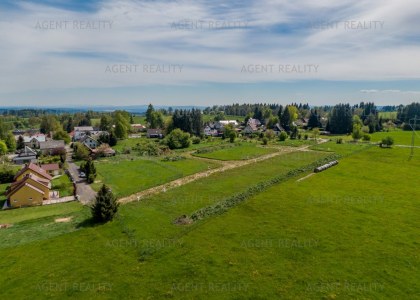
(73, 126, 103, 141)
(81, 136, 101, 149)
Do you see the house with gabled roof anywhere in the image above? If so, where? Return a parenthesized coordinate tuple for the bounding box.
(21, 134, 46, 149)
(13, 146, 38, 165)
(5, 164, 53, 208)
(80, 136, 101, 149)
(14, 163, 52, 182)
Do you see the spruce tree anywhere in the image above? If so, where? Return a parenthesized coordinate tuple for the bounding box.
(91, 184, 119, 223)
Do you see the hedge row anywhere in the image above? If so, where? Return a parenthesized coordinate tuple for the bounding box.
(188, 154, 339, 222)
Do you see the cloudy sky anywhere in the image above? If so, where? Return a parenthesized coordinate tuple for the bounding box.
(0, 0, 419, 107)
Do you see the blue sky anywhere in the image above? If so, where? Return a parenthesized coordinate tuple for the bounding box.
(0, 0, 419, 106)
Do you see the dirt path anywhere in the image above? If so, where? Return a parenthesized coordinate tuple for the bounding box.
(118, 141, 327, 204)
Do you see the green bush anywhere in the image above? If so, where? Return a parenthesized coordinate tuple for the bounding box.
(164, 129, 190, 149)
(192, 137, 201, 144)
(381, 136, 394, 148)
(262, 137, 268, 145)
(279, 131, 288, 141)
(363, 134, 371, 141)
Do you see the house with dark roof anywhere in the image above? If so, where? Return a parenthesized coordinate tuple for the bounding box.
(147, 129, 163, 138)
(12, 146, 37, 165)
(272, 123, 285, 135)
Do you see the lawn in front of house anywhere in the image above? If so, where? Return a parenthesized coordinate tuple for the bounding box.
(51, 174, 74, 197)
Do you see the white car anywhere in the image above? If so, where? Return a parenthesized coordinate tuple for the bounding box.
(79, 172, 86, 178)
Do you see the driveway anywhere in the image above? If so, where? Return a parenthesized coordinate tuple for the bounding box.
(66, 146, 97, 205)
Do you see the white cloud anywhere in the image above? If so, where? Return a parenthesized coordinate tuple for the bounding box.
(0, 0, 419, 103)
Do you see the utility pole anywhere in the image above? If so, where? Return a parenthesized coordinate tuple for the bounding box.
(409, 115, 419, 158)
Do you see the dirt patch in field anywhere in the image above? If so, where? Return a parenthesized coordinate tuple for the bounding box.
(0, 224, 12, 229)
(173, 215, 193, 225)
(55, 217, 73, 223)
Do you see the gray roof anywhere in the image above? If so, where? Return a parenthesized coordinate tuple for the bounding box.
(39, 140, 65, 149)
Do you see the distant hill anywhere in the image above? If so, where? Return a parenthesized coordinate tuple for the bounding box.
(0, 105, 206, 115)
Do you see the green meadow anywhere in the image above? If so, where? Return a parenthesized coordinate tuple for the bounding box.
(193, 143, 278, 160)
(0, 141, 418, 299)
(91, 156, 221, 197)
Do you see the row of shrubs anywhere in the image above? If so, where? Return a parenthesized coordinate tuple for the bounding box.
(188, 154, 339, 221)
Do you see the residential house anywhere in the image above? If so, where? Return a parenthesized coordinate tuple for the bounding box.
(272, 123, 285, 135)
(218, 120, 239, 127)
(12, 129, 39, 136)
(6, 163, 53, 208)
(243, 123, 259, 134)
(14, 163, 52, 182)
(41, 163, 61, 176)
(12, 146, 37, 165)
(204, 125, 219, 136)
(90, 145, 116, 158)
(247, 118, 262, 127)
(131, 124, 146, 132)
(73, 126, 103, 141)
(20, 134, 46, 149)
(147, 129, 163, 138)
(80, 136, 100, 149)
(39, 140, 65, 155)
(295, 118, 309, 128)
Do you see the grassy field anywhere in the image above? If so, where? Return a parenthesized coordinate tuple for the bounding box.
(322, 130, 419, 146)
(0, 141, 418, 299)
(0, 201, 88, 248)
(310, 141, 372, 156)
(91, 156, 221, 197)
(112, 137, 145, 152)
(51, 174, 74, 197)
(193, 143, 278, 160)
(378, 111, 398, 120)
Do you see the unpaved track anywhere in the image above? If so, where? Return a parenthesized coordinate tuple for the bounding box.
(118, 141, 326, 204)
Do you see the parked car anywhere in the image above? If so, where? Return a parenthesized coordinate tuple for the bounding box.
(79, 172, 86, 178)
